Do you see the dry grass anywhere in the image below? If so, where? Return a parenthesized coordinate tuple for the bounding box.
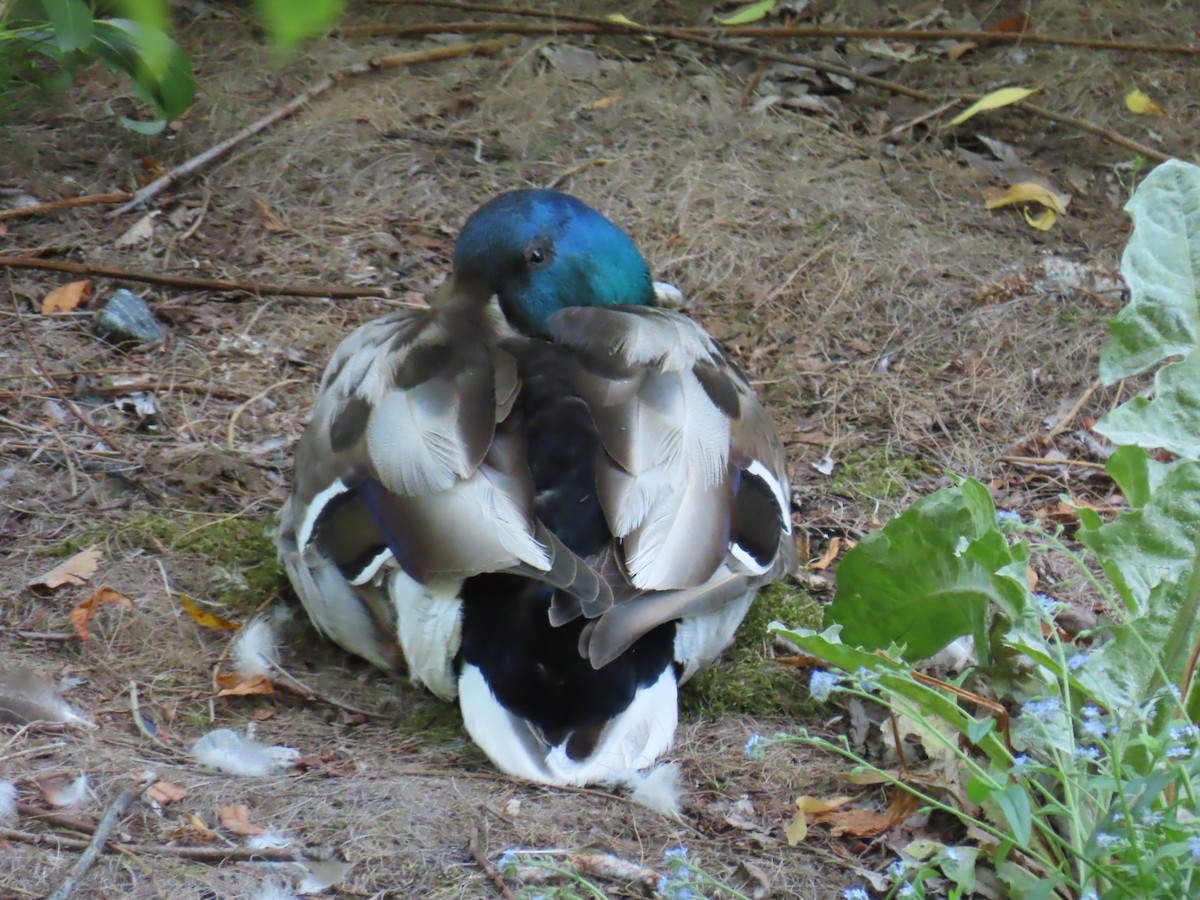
(2, 0, 1198, 896)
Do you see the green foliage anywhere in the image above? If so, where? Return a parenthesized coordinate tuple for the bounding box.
(767, 159, 1200, 898)
(1, 0, 195, 131)
(831, 449, 931, 503)
(255, 0, 344, 50)
(682, 580, 820, 719)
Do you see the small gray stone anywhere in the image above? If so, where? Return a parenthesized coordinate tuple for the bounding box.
(93, 289, 164, 346)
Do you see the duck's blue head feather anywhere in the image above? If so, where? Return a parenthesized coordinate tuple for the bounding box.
(452, 189, 655, 336)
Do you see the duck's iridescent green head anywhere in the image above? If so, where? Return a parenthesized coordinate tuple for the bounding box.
(452, 189, 655, 336)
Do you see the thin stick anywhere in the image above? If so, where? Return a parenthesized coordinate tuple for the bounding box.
(11, 296, 130, 456)
(0, 828, 320, 863)
(14, 631, 76, 641)
(469, 828, 517, 900)
(129, 681, 177, 753)
(226, 379, 303, 450)
(0, 255, 386, 299)
(1046, 378, 1102, 438)
(384, 2, 1200, 56)
(110, 37, 518, 215)
(46, 776, 149, 900)
(262, 658, 386, 719)
(998, 455, 1108, 471)
(546, 158, 614, 190)
(368, 13, 1172, 160)
(0, 193, 133, 222)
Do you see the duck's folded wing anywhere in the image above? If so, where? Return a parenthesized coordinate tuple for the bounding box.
(548, 306, 794, 666)
(284, 309, 551, 584)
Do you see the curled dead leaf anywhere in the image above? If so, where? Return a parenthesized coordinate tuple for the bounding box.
(1125, 89, 1166, 117)
(253, 196, 291, 233)
(217, 803, 267, 836)
(29, 548, 103, 592)
(146, 780, 187, 806)
(215, 672, 274, 696)
(950, 87, 1039, 126)
(786, 795, 854, 845)
(69, 587, 134, 641)
(179, 594, 241, 631)
(42, 280, 93, 314)
(809, 789, 919, 838)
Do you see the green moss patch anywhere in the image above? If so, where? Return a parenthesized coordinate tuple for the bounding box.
(681, 580, 823, 719)
(831, 448, 934, 504)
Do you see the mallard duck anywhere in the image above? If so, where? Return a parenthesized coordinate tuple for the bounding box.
(278, 189, 793, 786)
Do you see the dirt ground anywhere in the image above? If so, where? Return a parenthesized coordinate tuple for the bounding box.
(2, 1, 1198, 897)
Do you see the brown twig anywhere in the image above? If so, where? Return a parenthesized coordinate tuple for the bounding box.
(0, 827, 323, 863)
(11, 295, 130, 456)
(262, 658, 386, 719)
(16, 802, 98, 835)
(384, 2, 1200, 55)
(110, 37, 518, 215)
(367, 11, 1172, 160)
(1046, 378, 1102, 438)
(14, 631, 77, 641)
(469, 828, 517, 900)
(0, 255, 387, 299)
(999, 455, 1108, 471)
(0, 193, 133, 222)
(46, 775, 151, 900)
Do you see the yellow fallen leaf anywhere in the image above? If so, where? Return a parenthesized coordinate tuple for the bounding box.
(949, 87, 1039, 126)
(714, 0, 776, 26)
(1125, 89, 1166, 116)
(583, 93, 623, 111)
(606, 13, 642, 27)
(42, 280, 92, 314)
(215, 672, 274, 696)
(1024, 207, 1057, 231)
(982, 181, 1070, 215)
(786, 795, 854, 846)
(69, 587, 134, 641)
(28, 548, 103, 592)
(179, 594, 241, 631)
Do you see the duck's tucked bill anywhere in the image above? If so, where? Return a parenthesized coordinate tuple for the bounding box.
(278, 189, 793, 786)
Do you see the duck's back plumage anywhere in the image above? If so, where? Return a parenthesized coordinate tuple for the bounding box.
(279, 190, 793, 786)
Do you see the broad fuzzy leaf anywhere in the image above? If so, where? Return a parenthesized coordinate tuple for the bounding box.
(823, 478, 1028, 661)
(1078, 459, 1200, 713)
(1096, 160, 1200, 455)
(90, 19, 195, 126)
(40, 0, 94, 52)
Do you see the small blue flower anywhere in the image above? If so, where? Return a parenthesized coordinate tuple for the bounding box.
(1080, 892, 1098, 900)
(1082, 718, 1107, 739)
(1082, 705, 1101, 718)
(1067, 652, 1089, 671)
(897, 886, 916, 899)
(942, 846, 960, 863)
(1011, 753, 1030, 772)
(810, 669, 842, 702)
(744, 733, 765, 759)
(885, 859, 908, 880)
(498, 849, 519, 877)
(1170, 724, 1199, 741)
(1023, 697, 1061, 722)
(1140, 810, 1163, 827)
(1073, 746, 1101, 762)
(995, 509, 1022, 531)
(1095, 832, 1120, 849)
(853, 666, 878, 691)
(664, 846, 689, 866)
(1167, 745, 1192, 760)
(1189, 835, 1200, 862)
(842, 888, 870, 900)
(1033, 593, 1060, 617)
(1169, 684, 1183, 700)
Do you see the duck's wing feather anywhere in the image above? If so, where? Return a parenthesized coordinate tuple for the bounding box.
(548, 306, 794, 667)
(284, 308, 550, 583)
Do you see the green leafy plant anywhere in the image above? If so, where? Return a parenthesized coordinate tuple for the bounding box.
(766, 159, 1200, 897)
(1, 0, 195, 131)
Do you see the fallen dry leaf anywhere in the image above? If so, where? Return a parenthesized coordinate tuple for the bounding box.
(28, 548, 103, 592)
(584, 93, 623, 111)
(786, 795, 854, 845)
(946, 41, 978, 61)
(1126, 88, 1166, 117)
(810, 789, 920, 838)
(215, 672, 274, 696)
(115, 212, 156, 247)
(179, 594, 241, 631)
(253, 196, 291, 232)
(146, 780, 187, 806)
(950, 87, 1039, 126)
(41, 280, 92, 314)
(218, 803, 267, 836)
(171, 812, 218, 843)
(987, 14, 1032, 34)
(982, 181, 1069, 215)
(69, 587, 134, 641)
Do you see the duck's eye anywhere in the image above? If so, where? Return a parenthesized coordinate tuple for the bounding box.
(525, 246, 549, 269)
